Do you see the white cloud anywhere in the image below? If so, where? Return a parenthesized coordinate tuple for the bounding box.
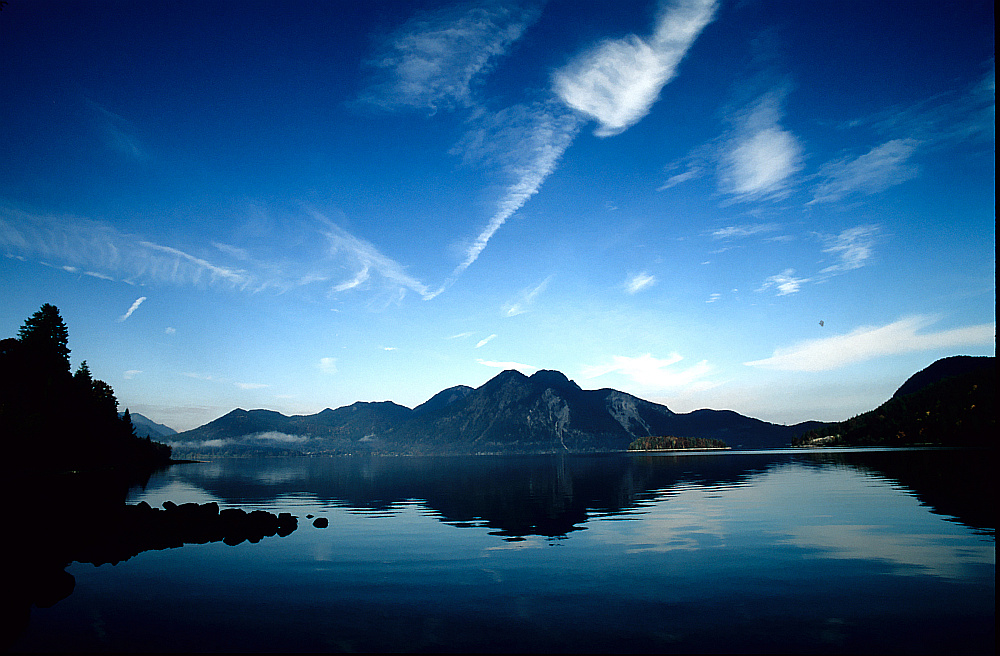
(581, 352, 711, 389)
(164, 327, 176, 335)
(818, 225, 878, 274)
(477, 358, 539, 374)
(123, 370, 142, 380)
(118, 296, 147, 322)
(717, 89, 803, 200)
(625, 272, 657, 294)
(758, 269, 809, 296)
(744, 316, 996, 371)
(811, 139, 920, 204)
(553, 0, 718, 136)
(361, 2, 540, 113)
(476, 334, 497, 348)
(502, 275, 552, 316)
(318, 357, 338, 375)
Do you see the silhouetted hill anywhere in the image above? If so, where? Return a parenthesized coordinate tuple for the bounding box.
(794, 356, 995, 447)
(170, 369, 825, 455)
(892, 355, 994, 398)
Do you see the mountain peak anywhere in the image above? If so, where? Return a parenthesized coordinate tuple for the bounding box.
(529, 369, 580, 391)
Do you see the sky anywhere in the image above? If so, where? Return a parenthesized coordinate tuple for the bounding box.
(1, 0, 994, 432)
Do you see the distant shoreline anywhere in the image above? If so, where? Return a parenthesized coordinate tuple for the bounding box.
(628, 447, 732, 452)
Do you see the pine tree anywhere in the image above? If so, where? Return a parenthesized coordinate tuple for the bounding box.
(18, 303, 71, 373)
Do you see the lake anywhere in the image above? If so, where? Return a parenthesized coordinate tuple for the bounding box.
(8, 449, 995, 653)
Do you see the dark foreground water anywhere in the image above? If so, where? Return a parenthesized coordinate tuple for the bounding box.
(9, 449, 995, 653)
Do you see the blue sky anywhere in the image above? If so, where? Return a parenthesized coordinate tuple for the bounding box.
(1, 0, 994, 432)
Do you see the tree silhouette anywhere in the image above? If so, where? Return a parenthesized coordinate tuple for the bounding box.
(18, 303, 71, 372)
(1, 304, 171, 471)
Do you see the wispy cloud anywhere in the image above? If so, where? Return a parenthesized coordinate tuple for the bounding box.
(818, 225, 878, 274)
(744, 316, 996, 371)
(234, 382, 269, 390)
(118, 296, 147, 322)
(717, 88, 803, 200)
(757, 225, 878, 296)
(553, 0, 718, 136)
(581, 352, 712, 389)
(212, 241, 250, 260)
(317, 357, 338, 375)
(1, 206, 435, 302)
(475, 334, 497, 348)
(710, 223, 780, 239)
(758, 269, 809, 296)
(87, 100, 148, 162)
(360, 1, 540, 113)
(477, 358, 538, 374)
(123, 370, 142, 380)
(625, 272, 657, 294)
(313, 212, 432, 300)
(1, 206, 261, 290)
(502, 275, 552, 316)
(183, 372, 218, 381)
(137, 241, 252, 288)
(811, 139, 920, 204)
(442, 104, 580, 289)
(860, 65, 995, 146)
(657, 165, 703, 191)
(164, 327, 176, 335)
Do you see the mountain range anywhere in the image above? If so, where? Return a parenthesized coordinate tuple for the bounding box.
(167, 368, 827, 456)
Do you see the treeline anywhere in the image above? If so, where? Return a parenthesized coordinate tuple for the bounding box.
(793, 363, 995, 447)
(0, 304, 172, 472)
(628, 435, 729, 450)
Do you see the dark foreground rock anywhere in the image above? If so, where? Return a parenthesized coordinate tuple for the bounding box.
(1, 470, 298, 651)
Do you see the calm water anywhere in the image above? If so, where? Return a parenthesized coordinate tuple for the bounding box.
(11, 449, 995, 653)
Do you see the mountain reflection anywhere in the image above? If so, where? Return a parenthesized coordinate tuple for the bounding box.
(134, 449, 995, 540)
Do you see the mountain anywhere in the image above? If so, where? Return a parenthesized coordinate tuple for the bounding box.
(793, 356, 995, 447)
(169, 369, 824, 456)
(120, 412, 177, 440)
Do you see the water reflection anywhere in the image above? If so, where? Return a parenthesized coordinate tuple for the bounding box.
(0, 469, 297, 651)
(8, 449, 994, 654)
(131, 449, 994, 539)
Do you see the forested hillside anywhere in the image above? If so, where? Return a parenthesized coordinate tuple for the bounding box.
(793, 357, 995, 447)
